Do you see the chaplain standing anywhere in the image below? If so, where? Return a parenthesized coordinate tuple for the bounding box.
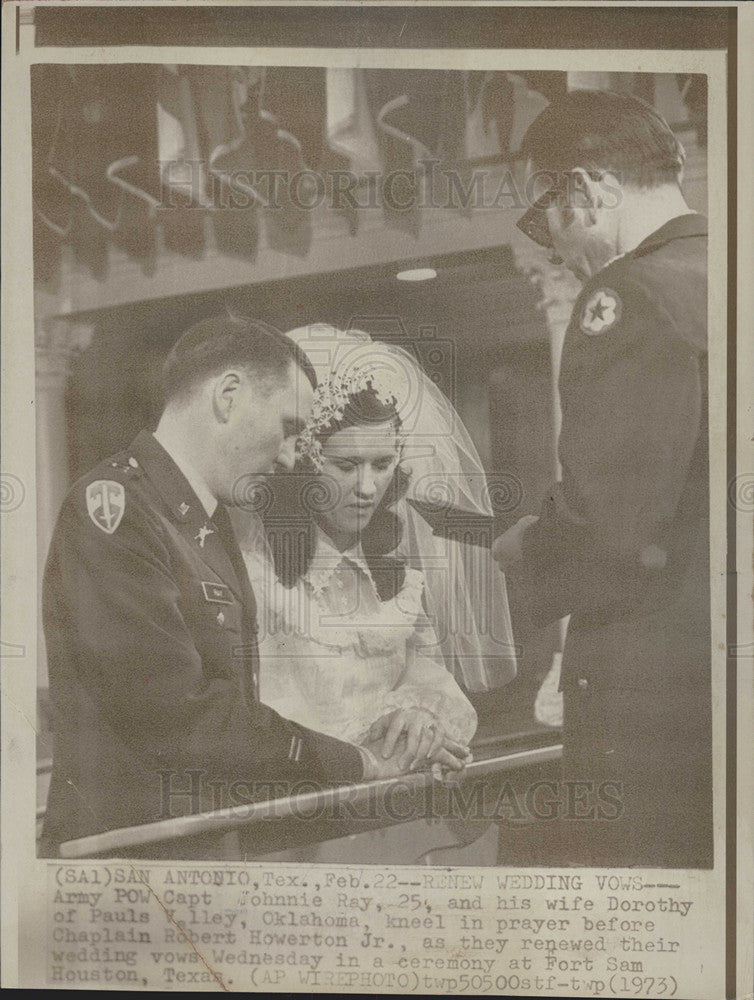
(495, 90, 712, 867)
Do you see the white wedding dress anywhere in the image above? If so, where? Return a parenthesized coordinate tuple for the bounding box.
(243, 524, 478, 747)
(231, 322, 517, 864)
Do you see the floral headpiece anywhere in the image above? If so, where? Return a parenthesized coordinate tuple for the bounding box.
(296, 364, 406, 470)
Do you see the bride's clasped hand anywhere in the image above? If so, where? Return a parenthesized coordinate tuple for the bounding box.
(362, 707, 473, 780)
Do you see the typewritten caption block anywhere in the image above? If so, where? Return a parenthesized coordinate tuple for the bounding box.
(46, 864, 721, 995)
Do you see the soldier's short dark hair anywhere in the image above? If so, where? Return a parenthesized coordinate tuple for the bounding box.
(521, 90, 686, 189)
(161, 313, 317, 405)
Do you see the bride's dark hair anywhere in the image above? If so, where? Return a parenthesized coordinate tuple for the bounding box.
(261, 387, 410, 599)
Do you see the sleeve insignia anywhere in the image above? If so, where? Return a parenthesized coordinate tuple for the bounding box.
(580, 287, 622, 336)
(86, 480, 125, 534)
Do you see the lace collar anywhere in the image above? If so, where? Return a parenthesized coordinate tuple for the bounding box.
(304, 527, 374, 598)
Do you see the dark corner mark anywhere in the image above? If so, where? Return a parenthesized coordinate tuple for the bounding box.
(33, 5, 730, 50)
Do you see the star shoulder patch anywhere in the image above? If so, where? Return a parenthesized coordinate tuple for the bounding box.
(86, 480, 126, 534)
(580, 287, 622, 336)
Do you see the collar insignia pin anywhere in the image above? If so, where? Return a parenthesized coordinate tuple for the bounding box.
(195, 523, 215, 548)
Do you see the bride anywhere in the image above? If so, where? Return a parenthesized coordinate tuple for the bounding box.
(236, 324, 517, 777)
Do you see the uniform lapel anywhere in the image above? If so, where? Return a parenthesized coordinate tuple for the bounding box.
(129, 431, 247, 607)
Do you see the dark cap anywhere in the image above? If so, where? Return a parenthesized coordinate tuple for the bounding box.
(520, 90, 685, 187)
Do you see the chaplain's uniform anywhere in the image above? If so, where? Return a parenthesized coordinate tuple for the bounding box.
(40, 431, 364, 859)
(513, 213, 712, 867)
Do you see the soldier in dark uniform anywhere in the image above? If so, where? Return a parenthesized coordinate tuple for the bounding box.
(495, 91, 712, 867)
(41, 316, 465, 859)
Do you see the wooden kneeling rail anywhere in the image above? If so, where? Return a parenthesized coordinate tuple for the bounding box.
(57, 733, 563, 859)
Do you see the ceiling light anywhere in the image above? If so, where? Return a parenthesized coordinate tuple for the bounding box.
(395, 268, 437, 282)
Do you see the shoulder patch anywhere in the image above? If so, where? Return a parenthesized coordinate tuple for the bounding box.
(86, 480, 126, 534)
(580, 287, 622, 336)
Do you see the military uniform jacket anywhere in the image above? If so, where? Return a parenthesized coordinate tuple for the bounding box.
(514, 212, 710, 693)
(41, 431, 364, 855)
